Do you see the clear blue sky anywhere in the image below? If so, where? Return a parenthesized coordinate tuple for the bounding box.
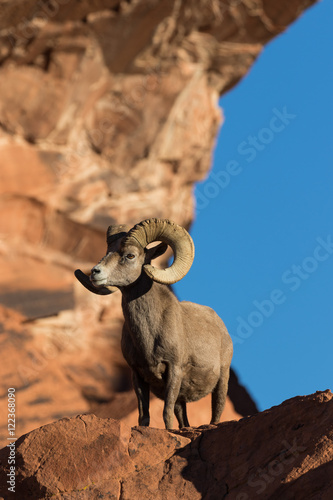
(175, 0, 333, 411)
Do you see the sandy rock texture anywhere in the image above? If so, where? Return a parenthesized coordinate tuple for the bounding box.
(0, 391, 332, 499)
(0, 0, 317, 442)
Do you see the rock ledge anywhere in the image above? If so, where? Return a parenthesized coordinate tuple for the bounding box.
(0, 390, 332, 499)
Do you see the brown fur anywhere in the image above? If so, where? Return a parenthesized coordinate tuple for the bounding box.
(89, 241, 233, 429)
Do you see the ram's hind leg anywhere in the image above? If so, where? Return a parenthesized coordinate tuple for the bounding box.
(163, 365, 183, 429)
(174, 401, 190, 428)
(211, 365, 230, 424)
(132, 371, 150, 426)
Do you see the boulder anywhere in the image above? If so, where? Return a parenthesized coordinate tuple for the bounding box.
(0, 391, 331, 499)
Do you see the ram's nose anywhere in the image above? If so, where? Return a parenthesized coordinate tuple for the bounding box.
(91, 265, 101, 276)
(90, 265, 103, 283)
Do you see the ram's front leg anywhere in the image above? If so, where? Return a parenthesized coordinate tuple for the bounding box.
(163, 365, 182, 429)
(132, 371, 150, 426)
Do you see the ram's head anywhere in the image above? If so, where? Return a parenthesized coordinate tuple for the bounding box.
(75, 218, 195, 293)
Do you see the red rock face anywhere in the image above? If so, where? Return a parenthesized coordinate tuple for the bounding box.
(0, 0, 317, 460)
(0, 391, 332, 499)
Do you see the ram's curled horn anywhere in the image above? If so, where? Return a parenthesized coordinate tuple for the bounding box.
(107, 224, 130, 251)
(74, 269, 117, 295)
(124, 218, 194, 284)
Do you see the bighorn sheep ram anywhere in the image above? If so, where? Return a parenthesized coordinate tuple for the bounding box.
(75, 218, 233, 429)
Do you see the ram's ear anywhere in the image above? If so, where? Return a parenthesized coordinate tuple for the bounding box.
(74, 269, 118, 295)
(145, 242, 168, 263)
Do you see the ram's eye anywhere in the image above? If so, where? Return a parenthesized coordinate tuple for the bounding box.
(126, 254, 135, 260)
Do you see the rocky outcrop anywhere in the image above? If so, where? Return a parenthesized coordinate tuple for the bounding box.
(0, 391, 332, 499)
(0, 0, 316, 444)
